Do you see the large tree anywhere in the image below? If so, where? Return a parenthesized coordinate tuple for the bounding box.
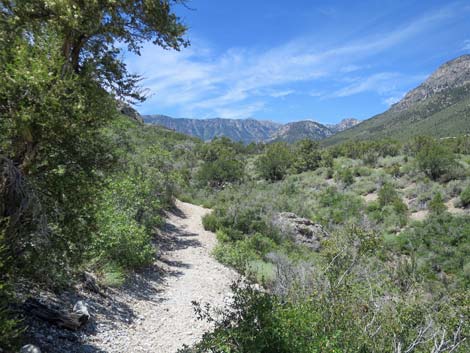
(0, 0, 189, 278)
(1, 0, 188, 101)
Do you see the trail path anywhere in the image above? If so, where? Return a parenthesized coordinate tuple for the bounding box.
(89, 200, 237, 353)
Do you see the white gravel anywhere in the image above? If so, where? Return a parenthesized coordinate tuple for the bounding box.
(88, 200, 238, 353)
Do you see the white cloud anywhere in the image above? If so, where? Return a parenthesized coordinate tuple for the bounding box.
(127, 5, 460, 118)
(462, 40, 470, 51)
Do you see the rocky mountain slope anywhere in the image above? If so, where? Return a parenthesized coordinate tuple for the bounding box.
(326, 118, 361, 133)
(324, 55, 470, 145)
(144, 115, 359, 143)
(269, 120, 333, 143)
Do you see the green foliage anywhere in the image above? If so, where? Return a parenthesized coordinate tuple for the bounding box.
(316, 187, 364, 224)
(91, 177, 155, 269)
(3, 0, 188, 101)
(378, 182, 400, 207)
(415, 138, 457, 181)
(460, 186, 470, 207)
(429, 192, 446, 215)
(335, 167, 354, 186)
(196, 138, 245, 187)
(292, 139, 321, 173)
(0, 233, 21, 351)
(394, 214, 470, 288)
(202, 213, 219, 232)
(256, 142, 293, 181)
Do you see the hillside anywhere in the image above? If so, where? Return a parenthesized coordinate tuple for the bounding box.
(144, 115, 359, 143)
(324, 55, 470, 145)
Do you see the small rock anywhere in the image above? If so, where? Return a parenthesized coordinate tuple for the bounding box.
(20, 345, 42, 353)
(73, 300, 90, 321)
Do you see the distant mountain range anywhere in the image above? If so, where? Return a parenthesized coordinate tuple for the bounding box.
(143, 115, 360, 143)
(324, 55, 470, 145)
(144, 55, 470, 145)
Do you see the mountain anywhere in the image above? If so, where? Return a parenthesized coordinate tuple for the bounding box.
(269, 120, 333, 143)
(144, 115, 359, 143)
(326, 118, 361, 133)
(324, 55, 470, 145)
(144, 115, 281, 143)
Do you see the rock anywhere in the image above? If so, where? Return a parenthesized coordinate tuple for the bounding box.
(20, 344, 42, 353)
(272, 212, 329, 251)
(73, 300, 90, 322)
(116, 101, 144, 124)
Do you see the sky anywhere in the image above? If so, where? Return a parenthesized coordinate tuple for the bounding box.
(125, 0, 470, 124)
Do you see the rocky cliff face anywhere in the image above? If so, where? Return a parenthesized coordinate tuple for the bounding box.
(327, 118, 360, 133)
(391, 55, 470, 112)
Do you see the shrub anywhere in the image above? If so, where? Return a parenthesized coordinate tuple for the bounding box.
(256, 142, 293, 181)
(293, 139, 321, 173)
(336, 168, 354, 186)
(0, 237, 21, 351)
(378, 183, 400, 207)
(202, 213, 219, 232)
(197, 158, 244, 188)
(415, 140, 456, 181)
(429, 192, 446, 215)
(461, 186, 470, 208)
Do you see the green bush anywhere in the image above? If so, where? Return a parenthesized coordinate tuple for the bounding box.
(293, 139, 321, 173)
(0, 238, 21, 352)
(415, 140, 456, 181)
(256, 142, 293, 181)
(461, 186, 470, 208)
(429, 192, 446, 215)
(335, 168, 354, 186)
(378, 183, 400, 207)
(202, 213, 219, 232)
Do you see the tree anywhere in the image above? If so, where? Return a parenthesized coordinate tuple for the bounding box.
(197, 139, 245, 187)
(256, 142, 293, 181)
(0, 0, 189, 277)
(1, 0, 188, 100)
(293, 139, 321, 173)
(415, 140, 456, 181)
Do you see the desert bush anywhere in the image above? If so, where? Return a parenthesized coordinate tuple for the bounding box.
(335, 167, 354, 186)
(202, 213, 219, 232)
(256, 142, 293, 181)
(292, 139, 322, 173)
(460, 186, 470, 208)
(429, 192, 447, 215)
(316, 187, 364, 224)
(415, 140, 456, 181)
(378, 183, 401, 207)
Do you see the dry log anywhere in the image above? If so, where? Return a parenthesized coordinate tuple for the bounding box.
(24, 298, 89, 330)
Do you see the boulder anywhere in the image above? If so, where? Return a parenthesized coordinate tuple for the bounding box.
(272, 212, 329, 251)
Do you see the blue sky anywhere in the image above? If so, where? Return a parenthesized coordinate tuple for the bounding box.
(125, 0, 470, 124)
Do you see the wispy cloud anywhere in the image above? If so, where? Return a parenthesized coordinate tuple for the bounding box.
(462, 40, 470, 51)
(127, 4, 461, 118)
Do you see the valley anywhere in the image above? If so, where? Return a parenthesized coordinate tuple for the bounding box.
(1, 2, 470, 353)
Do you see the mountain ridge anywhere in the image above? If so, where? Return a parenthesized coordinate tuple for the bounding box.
(324, 54, 470, 145)
(143, 115, 359, 143)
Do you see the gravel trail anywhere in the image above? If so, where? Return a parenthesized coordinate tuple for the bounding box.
(88, 200, 238, 353)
